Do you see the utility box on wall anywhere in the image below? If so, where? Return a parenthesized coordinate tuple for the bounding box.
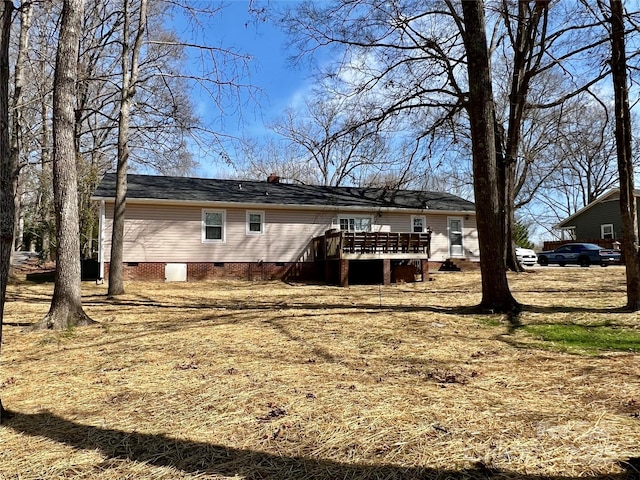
(165, 263, 187, 282)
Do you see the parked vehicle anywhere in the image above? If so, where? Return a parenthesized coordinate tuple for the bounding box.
(515, 247, 538, 267)
(537, 243, 621, 267)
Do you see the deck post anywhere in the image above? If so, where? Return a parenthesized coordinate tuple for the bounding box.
(382, 259, 391, 285)
(339, 259, 349, 287)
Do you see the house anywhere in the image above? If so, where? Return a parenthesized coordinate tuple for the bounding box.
(553, 189, 637, 247)
(92, 173, 479, 285)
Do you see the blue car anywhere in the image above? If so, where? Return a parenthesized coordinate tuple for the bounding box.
(537, 243, 621, 267)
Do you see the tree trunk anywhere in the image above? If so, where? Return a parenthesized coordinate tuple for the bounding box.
(37, 2, 53, 261)
(40, 78, 52, 261)
(609, 0, 640, 310)
(502, 1, 547, 272)
(0, 0, 14, 423)
(31, 0, 95, 330)
(10, 1, 32, 256)
(12, 176, 22, 253)
(108, 0, 147, 297)
(461, 0, 518, 313)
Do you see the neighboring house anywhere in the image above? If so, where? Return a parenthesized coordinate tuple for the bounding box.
(92, 173, 479, 285)
(554, 189, 638, 244)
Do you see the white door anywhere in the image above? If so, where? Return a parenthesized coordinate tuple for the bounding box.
(448, 217, 463, 257)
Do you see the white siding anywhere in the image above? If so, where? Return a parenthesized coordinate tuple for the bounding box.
(428, 215, 449, 261)
(102, 202, 479, 263)
(104, 203, 334, 263)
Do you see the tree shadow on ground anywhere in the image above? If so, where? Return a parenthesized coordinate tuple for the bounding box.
(3, 410, 639, 480)
(521, 305, 631, 315)
(7, 281, 633, 320)
(504, 305, 633, 333)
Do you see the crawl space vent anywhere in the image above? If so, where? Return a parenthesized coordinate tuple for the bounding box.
(165, 263, 187, 282)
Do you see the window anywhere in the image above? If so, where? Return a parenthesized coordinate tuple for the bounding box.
(338, 216, 372, 232)
(202, 209, 225, 242)
(246, 211, 265, 235)
(412, 215, 426, 233)
(601, 224, 614, 240)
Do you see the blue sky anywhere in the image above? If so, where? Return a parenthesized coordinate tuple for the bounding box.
(209, 2, 304, 123)
(184, 1, 314, 177)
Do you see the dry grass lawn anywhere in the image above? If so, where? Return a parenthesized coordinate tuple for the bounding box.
(0, 267, 639, 479)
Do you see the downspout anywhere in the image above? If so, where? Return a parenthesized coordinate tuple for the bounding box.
(98, 200, 105, 282)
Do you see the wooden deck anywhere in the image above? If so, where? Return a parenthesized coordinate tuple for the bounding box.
(313, 230, 431, 261)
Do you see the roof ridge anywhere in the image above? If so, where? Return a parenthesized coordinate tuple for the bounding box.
(110, 172, 451, 195)
(93, 173, 475, 212)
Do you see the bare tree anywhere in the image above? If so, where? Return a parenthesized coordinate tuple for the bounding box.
(539, 99, 618, 216)
(30, 2, 57, 259)
(108, 0, 147, 297)
(236, 137, 320, 184)
(100, 0, 254, 293)
(10, 1, 33, 255)
(8, 0, 256, 294)
(31, 0, 95, 330)
(15, 1, 204, 261)
(282, 0, 617, 255)
(268, 93, 392, 186)
(608, 0, 640, 310)
(0, 0, 14, 423)
(494, 0, 550, 271)
(281, 0, 469, 176)
(280, 0, 520, 307)
(461, 0, 518, 312)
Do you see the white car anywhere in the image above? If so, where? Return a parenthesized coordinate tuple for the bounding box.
(516, 247, 538, 266)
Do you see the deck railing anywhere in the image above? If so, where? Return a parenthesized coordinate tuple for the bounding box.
(313, 230, 431, 260)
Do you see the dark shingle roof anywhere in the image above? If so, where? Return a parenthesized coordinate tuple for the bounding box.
(93, 173, 475, 212)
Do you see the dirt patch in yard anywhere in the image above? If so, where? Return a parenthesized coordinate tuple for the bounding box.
(0, 267, 638, 479)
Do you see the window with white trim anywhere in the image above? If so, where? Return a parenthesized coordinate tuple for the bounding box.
(412, 215, 426, 233)
(202, 209, 225, 242)
(338, 215, 372, 232)
(246, 211, 265, 235)
(601, 224, 614, 240)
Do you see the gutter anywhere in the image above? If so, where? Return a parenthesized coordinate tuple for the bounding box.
(90, 196, 476, 217)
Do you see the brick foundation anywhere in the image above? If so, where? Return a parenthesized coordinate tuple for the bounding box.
(382, 259, 391, 285)
(103, 261, 321, 282)
(103, 259, 432, 285)
(339, 259, 349, 287)
(421, 259, 430, 281)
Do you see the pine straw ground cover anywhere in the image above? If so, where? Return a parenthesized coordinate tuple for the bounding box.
(0, 267, 639, 480)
